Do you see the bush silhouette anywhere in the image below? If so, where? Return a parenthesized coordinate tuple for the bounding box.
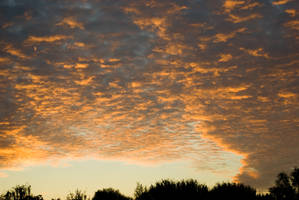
(92, 188, 131, 200)
(0, 184, 43, 200)
(135, 179, 208, 200)
(66, 190, 88, 200)
(209, 182, 257, 200)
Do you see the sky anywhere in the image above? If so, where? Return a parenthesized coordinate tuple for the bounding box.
(0, 0, 298, 198)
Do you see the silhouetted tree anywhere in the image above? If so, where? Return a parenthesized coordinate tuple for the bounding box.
(269, 172, 296, 200)
(0, 185, 43, 200)
(176, 179, 208, 200)
(135, 179, 208, 200)
(29, 196, 43, 200)
(291, 167, 299, 194)
(209, 182, 256, 200)
(92, 188, 131, 200)
(256, 193, 273, 200)
(269, 167, 299, 200)
(134, 183, 147, 200)
(66, 190, 88, 200)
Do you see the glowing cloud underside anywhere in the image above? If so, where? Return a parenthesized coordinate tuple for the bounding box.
(0, 0, 298, 190)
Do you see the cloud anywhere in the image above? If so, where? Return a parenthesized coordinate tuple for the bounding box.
(218, 54, 233, 62)
(0, 0, 298, 190)
(25, 35, 71, 43)
(4, 44, 30, 59)
(272, 0, 293, 6)
(214, 28, 247, 43)
(56, 17, 84, 30)
(223, 0, 245, 13)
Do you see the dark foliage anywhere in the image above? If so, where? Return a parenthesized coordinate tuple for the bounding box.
(291, 167, 299, 194)
(135, 179, 208, 200)
(0, 185, 43, 200)
(92, 188, 131, 200)
(256, 193, 273, 200)
(269, 167, 299, 200)
(134, 183, 147, 200)
(66, 190, 88, 200)
(210, 182, 256, 200)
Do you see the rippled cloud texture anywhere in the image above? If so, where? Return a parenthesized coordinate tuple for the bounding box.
(0, 0, 298, 189)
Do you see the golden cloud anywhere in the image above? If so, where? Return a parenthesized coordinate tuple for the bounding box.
(56, 17, 84, 29)
(25, 35, 71, 43)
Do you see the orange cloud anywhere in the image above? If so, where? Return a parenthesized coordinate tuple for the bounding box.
(240, 2, 261, 10)
(278, 91, 296, 98)
(272, 0, 292, 5)
(74, 42, 86, 47)
(285, 9, 296, 17)
(75, 63, 88, 69)
(0, 57, 11, 63)
(284, 20, 299, 31)
(133, 17, 168, 39)
(223, 0, 245, 13)
(214, 28, 246, 43)
(26, 35, 70, 43)
(228, 13, 262, 23)
(74, 76, 94, 86)
(240, 47, 270, 58)
(218, 54, 233, 62)
(4, 45, 29, 59)
(56, 17, 84, 29)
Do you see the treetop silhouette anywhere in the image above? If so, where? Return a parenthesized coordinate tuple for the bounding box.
(0, 184, 43, 200)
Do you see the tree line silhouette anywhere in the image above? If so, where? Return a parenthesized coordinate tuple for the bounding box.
(1, 167, 298, 200)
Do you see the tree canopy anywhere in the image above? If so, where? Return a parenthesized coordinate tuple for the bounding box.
(269, 167, 299, 200)
(92, 188, 131, 200)
(0, 184, 43, 200)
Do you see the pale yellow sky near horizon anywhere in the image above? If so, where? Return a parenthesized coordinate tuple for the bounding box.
(0, 158, 242, 199)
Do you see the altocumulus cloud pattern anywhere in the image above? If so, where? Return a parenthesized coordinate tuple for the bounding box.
(0, 0, 298, 190)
